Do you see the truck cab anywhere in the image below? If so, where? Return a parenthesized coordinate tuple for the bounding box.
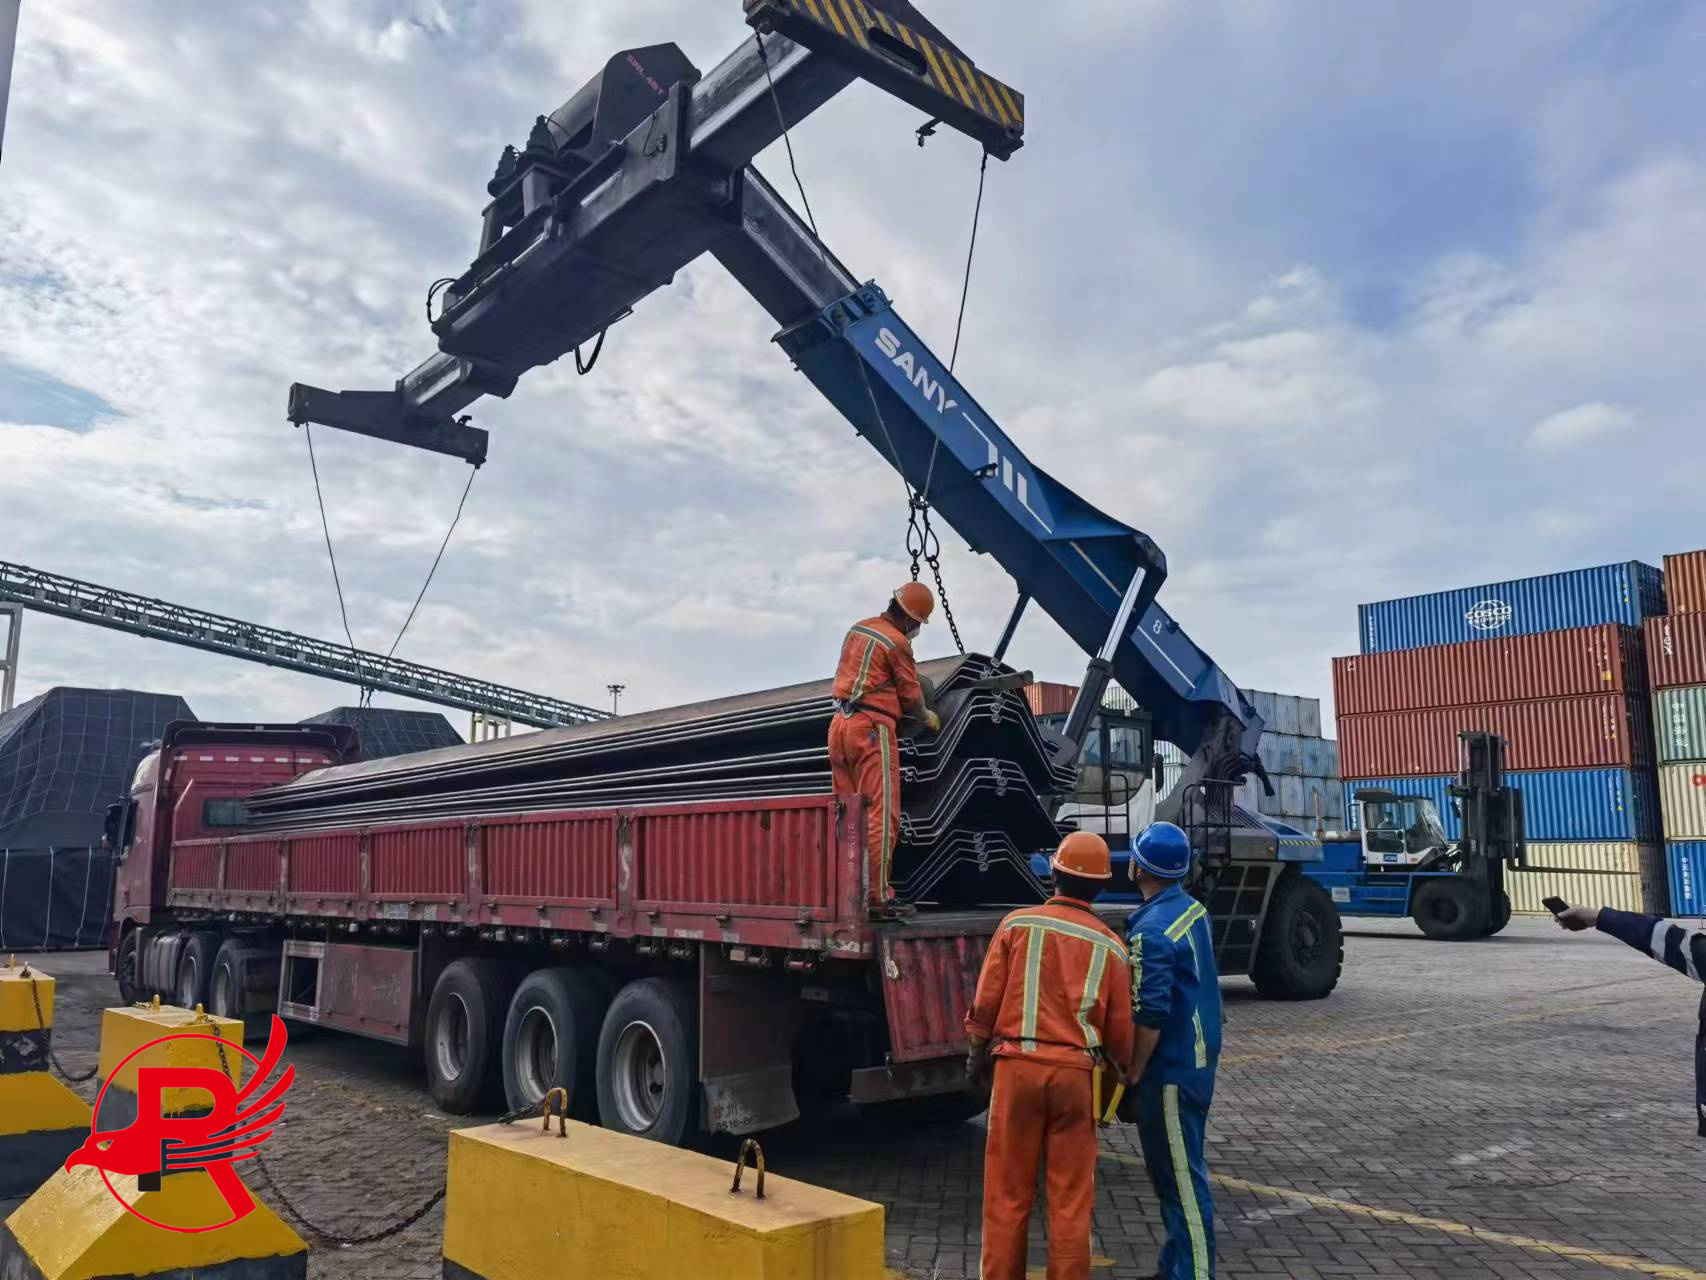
(1034, 708, 1163, 843)
(1354, 789, 1452, 869)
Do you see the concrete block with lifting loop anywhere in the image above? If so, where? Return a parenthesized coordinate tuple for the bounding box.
(0, 959, 94, 1198)
(0, 999, 307, 1280)
(442, 1092, 885, 1279)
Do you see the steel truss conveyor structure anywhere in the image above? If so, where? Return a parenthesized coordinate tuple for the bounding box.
(0, 561, 607, 729)
(246, 655, 1071, 905)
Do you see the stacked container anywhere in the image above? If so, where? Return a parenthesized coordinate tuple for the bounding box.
(1335, 561, 1669, 915)
(1235, 690, 1342, 831)
(1645, 549, 1706, 916)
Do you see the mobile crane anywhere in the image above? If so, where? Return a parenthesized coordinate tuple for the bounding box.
(104, 0, 1344, 1145)
(284, 0, 1343, 1000)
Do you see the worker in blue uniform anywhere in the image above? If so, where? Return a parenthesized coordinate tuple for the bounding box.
(1123, 822, 1219, 1280)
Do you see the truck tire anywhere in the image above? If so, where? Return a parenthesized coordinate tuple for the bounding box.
(1412, 876, 1487, 941)
(1250, 872, 1343, 1000)
(596, 977, 698, 1146)
(425, 958, 513, 1114)
(175, 932, 220, 1010)
(115, 928, 141, 1004)
(502, 967, 609, 1119)
(210, 939, 279, 1041)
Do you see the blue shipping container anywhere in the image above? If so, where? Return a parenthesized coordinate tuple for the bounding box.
(1669, 842, 1706, 916)
(1358, 561, 1665, 654)
(1342, 767, 1661, 842)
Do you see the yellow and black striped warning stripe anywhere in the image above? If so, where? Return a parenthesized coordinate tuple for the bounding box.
(750, 0, 1024, 150)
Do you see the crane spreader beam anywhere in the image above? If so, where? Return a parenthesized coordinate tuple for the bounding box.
(0, 561, 608, 728)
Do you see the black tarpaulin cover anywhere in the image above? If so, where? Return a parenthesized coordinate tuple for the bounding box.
(0, 847, 115, 949)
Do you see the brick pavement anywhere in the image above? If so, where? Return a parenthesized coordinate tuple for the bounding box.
(14, 917, 1705, 1279)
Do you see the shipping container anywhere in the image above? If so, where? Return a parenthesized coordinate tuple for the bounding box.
(1023, 681, 1076, 717)
(1255, 775, 1307, 818)
(1333, 624, 1646, 716)
(1645, 613, 1706, 690)
(1298, 699, 1323, 739)
(1258, 733, 1306, 777)
(1642, 843, 1672, 915)
(1664, 550, 1706, 616)
(1357, 561, 1665, 655)
(1518, 841, 1646, 873)
(1654, 686, 1706, 763)
(1508, 867, 1646, 916)
(1669, 842, 1706, 916)
(1301, 737, 1339, 780)
(1342, 767, 1661, 842)
(1338, 695, 1654, 777)
(1298, 775, 1345, 824)
(1659, 763, 1706, 840)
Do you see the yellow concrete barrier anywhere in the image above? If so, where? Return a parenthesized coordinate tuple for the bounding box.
(0, 960, 93, 1198)
(442, 1118, 886, 1280)
(93, 999, 243, 1131)
(0, 999, 307, 1279)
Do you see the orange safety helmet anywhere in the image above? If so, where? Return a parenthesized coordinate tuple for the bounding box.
(893, 581, 935, 624)
(1049, 830, 1112, 880)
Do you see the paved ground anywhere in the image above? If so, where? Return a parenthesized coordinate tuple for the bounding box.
(10, 917, 1705, 1279)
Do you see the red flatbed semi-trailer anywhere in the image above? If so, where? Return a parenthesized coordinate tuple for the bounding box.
(109, 722, 999, 1143)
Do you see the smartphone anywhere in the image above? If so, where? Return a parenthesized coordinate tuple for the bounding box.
(1542, 896, 1569, 916)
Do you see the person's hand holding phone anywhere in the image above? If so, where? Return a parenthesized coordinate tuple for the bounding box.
(1549, 899, 1601, 932)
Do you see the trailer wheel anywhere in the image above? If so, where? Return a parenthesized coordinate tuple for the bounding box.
(1250, 872, 1343, 1000)
(596, 978, 697, 1146)
(1412, 876, 1487, 941)
(502, 967, 609, 1119)
(175, 932, 220, 1010)
(425, 958, 513, 1114)
(115, 928, 141, 1004)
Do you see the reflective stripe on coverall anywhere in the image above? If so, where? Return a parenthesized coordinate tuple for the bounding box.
(967, 900, 1135, 1280)
(829, 615, 925, 906)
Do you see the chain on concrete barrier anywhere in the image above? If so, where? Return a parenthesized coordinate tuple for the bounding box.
(19, 960, 99, 1083)
(206, 1021, 447, 1247)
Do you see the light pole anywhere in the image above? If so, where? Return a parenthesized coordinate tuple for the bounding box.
(607, 684, 626, 715)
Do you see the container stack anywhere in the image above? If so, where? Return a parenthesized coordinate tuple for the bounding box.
(1237, 690, 1343, 832)
(1023, 682, 1341, 828)
(1334, 561, 1670, 916)
(1645, 549, 1706, 916)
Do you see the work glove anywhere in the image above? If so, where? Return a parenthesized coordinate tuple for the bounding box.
(965, 1045, 995, 1095)
(924, 709, 942, 734)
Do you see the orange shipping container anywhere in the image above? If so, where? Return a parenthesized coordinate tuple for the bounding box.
(1338, 694, 1655, 777)
(1331, 624, 1645, 716)
(1645, 613, 1706, 690)
(1664, 549, 1706, 615)
(1023, 682, 1077, 717)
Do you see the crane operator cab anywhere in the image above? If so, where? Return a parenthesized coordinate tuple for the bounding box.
(1355, 788, 1452, 869)
(1035, 709, 1165, 843)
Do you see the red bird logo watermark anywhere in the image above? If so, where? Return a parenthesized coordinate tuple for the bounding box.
(67, 1015, 295, 1232)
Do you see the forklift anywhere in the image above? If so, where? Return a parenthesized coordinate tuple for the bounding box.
(1308, 731, 1527, 940)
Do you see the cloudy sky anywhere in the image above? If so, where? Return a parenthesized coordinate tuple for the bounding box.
(3, 0, 1703, 742)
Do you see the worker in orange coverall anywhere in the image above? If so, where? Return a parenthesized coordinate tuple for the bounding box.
(829, 582, 941, 913)
(965, 831, 1135, 1280)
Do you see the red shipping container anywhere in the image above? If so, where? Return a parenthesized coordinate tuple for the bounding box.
(1331, 624, 1645, 716)
(1338, 694, 1655, 777)
(1024, 681, 1077, 717)
(1646, 612, 1706, 689)
(1664, 550, 1706, 615)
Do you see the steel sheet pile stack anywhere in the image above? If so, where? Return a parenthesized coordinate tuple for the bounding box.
(247, 655, 1073, 906)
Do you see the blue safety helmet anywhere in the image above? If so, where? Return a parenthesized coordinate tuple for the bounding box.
(1131, 821, 1192, 880)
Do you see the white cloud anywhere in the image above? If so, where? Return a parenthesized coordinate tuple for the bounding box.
(1, 0, 1704, 740)
(1528, 401, 1635, 449)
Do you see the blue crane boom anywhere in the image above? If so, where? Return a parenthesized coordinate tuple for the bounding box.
(286, 1, 1267, 801)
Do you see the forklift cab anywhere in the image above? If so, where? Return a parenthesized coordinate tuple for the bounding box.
(1037, 709, 1163, 841)
(1355, 788, 1451, 869)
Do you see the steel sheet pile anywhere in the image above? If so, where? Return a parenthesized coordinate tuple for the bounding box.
(247, 655, 1074, 906)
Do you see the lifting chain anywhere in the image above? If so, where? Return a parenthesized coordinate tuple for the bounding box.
(206, 1032, 447, 1247)
(906, 497, 965, 655)
(21, 962, 99, 1083)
